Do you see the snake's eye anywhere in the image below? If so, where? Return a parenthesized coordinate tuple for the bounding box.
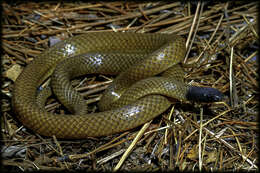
(211, 92, 224, 102)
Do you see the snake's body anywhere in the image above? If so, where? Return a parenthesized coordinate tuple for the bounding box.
(13, 32, 223, 139)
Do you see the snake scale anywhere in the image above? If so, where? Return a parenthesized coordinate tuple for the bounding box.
(12, 32, 223, 139)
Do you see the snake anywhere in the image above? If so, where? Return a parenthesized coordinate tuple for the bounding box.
(12, 32, 223, 139)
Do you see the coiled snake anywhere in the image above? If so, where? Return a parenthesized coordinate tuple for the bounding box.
(12, 32, 223, 139)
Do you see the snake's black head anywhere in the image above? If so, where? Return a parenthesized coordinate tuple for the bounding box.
(186, 86, 224, 102)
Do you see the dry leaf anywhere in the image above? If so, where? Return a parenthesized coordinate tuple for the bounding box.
(205, 150, 217, 164)
(5, 64, 22, 82)
(187, 145, 198, 160)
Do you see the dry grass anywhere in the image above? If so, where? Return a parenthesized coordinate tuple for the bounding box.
(1, 1, 258, 171)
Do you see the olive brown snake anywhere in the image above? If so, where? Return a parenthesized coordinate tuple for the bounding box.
(12, 32, 223, 139)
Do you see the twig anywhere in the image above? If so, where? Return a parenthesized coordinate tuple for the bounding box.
(114, 121, 152, 171)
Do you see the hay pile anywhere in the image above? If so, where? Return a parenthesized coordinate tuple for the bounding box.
(1, 1, 258, 171)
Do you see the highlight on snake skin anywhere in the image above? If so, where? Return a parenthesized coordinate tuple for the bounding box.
(13, 32, 224, 139)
